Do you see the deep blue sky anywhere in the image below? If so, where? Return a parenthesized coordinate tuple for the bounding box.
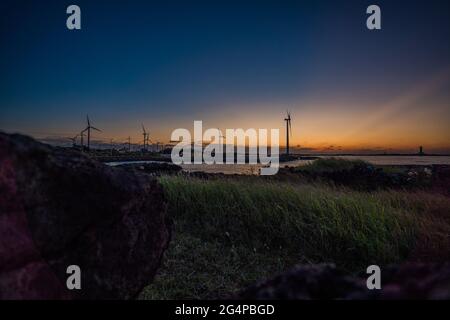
(1, 0, 449, 151)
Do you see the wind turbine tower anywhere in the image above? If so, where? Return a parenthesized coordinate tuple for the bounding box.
(79, 130, 86, 150)
(284, 111, 292, 155)
(68, 134, 78, 147)
(142, 124, 149, 151)
(83, 115, 102, 151)
(127, 136, 132, 152)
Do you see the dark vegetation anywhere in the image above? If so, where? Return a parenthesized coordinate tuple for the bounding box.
(284, 158, 437, 191)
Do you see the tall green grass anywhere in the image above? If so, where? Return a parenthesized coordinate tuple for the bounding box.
(159, 176, 417, 266)
(140, 175, 450, 299)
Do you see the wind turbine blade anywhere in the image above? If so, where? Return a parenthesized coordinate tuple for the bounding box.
(91, 127, 102, 132)
(289, 120, 292, 136)
(87, 115, 90, 126)
(142, 123, 146, 134)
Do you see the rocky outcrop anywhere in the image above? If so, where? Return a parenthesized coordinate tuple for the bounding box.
(238, 263, 450, 300)
(0, 133, 171, 299)
(238, 264, 365, 300)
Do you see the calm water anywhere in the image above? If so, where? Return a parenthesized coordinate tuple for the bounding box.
(287, 156, 450, 166)
(107, 156, 450, 175)
(183, 156, 450, 174)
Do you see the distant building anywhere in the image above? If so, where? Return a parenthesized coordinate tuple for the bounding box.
(418, 146, 425, 156)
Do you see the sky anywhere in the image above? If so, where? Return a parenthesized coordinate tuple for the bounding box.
(1, 0, 449, 153)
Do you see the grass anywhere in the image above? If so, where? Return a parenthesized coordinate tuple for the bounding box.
(140, 173, 450, 299)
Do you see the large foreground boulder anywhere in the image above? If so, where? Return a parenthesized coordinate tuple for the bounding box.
(0, 133, 171, 299)
(238, 263, 450, 300)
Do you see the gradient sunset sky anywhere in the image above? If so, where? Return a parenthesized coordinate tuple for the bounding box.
(1, 0, 449, 153)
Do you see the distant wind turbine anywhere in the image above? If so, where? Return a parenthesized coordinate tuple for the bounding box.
(83, 115, 102, 151)
(218, 130, 226, 146)
(284, 110, 292, 155)
(141, 124, 149, 151)
(68, 134, 78, 147)
(79, 130, 86, 150)
(126, 136, 131, 152)
(156, 141, 164, 152)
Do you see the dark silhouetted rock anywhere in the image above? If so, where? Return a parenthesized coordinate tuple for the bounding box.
(0, 133, 171, 299)
(238, 264, 367, 300)
(238, 263, 450, 300)
(432, 165, 450, 196)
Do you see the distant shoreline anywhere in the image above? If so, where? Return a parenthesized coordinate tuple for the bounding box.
(95, 153, 450, 164)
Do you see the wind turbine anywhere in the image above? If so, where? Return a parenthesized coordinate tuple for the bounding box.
(83, 115, 102, 151)
(141, 124, 149, 151)
(156, 141, 164, 152)
(68, 134, 78, 147)
(147, 136, 156, 151)
(79, 130, 86, 150)
(284, 110, 292, 155)
(218, 130, 226, 147)
(126, 136, 131, 152)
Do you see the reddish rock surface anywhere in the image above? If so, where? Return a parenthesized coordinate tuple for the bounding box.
(0, 133, 171, 299)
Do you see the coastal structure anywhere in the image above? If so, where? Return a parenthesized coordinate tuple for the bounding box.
(419, 146, 425, 156)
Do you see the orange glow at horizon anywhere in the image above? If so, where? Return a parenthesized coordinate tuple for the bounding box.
(17, 68, 450, 153)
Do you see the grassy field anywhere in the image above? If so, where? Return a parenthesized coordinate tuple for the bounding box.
(139, 160, 450, 299)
